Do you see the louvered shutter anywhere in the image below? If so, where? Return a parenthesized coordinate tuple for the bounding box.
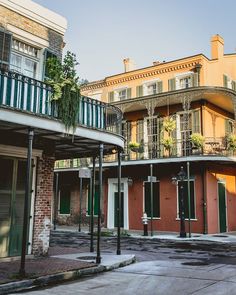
(168, 78, 176, 91)
(232, 81, 236, 91)
(136, 85, 143, 97)
(108, 91, 114, 103)
(225, 119, 231, 135)
(127, 88, 131, 99)
(0, 30, 12, 70)
(223, 75, 228, 87)
(192, 110, 200, 133)
(157, 81, 163, 93)
(43, 49, 57, 80)
(192, 73, 198, 87)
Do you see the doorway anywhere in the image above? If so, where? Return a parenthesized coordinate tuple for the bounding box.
(0, 156, 32, 257)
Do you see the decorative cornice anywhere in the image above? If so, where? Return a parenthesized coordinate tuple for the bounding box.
(81, 58, 203, 92)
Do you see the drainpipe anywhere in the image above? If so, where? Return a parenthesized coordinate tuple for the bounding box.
(53, 172, 59, 230)
(202, 164, 208, 234)
(96, 143, 103, 264)
(90, 156, 96, 252)
(19, 128, 34, 277)
(117, 150, 121, 255)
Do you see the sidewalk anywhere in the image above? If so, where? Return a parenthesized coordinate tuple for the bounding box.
(56, 225, 236, 244)
(0, 246, 135, 295)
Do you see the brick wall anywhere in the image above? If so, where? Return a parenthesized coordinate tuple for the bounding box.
(0, 5, 63, 57)
(32, 153, 55, 256)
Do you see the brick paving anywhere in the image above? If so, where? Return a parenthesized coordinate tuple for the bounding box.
(0, 247, 95, 285)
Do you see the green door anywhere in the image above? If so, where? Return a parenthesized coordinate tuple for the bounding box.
(114, 192, 124, 227)
(0, 157, 29, 257)
(218, 182, 227, 233)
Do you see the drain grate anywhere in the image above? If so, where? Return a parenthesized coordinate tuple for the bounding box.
(77, 256, 96, 260)
(182, 261, 209, 266)
(212, 235, 229, 238)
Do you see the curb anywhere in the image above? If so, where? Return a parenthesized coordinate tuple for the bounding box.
(0, 256, 136, 294)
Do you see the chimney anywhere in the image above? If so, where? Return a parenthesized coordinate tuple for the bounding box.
(211, 34, 224, 59)
(123, 58, 135, 72)
(153, 61, 160, 66)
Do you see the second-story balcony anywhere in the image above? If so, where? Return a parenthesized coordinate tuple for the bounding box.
(0, 69, 124, 158)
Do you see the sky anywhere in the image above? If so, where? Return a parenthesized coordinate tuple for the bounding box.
(34, 0, 236, 82)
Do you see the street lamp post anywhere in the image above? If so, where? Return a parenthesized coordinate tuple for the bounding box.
(172, 166, 187, 238)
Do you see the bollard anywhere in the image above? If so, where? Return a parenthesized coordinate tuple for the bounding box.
(141, 212, 148, 236)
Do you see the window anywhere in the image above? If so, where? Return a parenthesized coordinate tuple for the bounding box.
(144, 181, 160, 218)
(10, 39, 39, 78)
(177, 180, 195, 219)
(147, 83, 157, 95)
(118, 89, 127, 100)
(44, 49, 57, 80)
(0, 30, 12, 70)
(180, 76, 192, 89)
(143, 80, 162, 96)
(225, 119, 234, 135)
(122, 121, 131, 154)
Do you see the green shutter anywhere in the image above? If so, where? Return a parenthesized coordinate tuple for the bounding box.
(168, 78, 176, 91)
(144, 182, 160, 218)
(223, 75, 228, 88)
(136, 85, 143, 97)
(59, 186, 71, 214)
(43, 49, 58, 80)
(192, 73, 198, 87)
(232, 81, 236, 91)
(127, 88, 131, 99)
(225, 119, 231, 135)
(157, 81, 163, 93)
(192, 110, 200, 133)
(108, 91, 114, 103)
(0, 30, 12, 70)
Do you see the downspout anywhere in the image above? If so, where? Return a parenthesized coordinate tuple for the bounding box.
(202, 164, 207, 234)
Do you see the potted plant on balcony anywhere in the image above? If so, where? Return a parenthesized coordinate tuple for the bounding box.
(190, 133, 205, 153)
(163, 117, 176, 133)
(161, 137, 174, 156)
(46, 51, 81, 131)
(128, 141, 140, 153)
(226, 134, 236, 153)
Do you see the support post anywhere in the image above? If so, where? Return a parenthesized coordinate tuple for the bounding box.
(96, 143, 103, 264)
(179, 180, 186, 238)
(187, 161, 191, 238)
(90, 156, 96, 252)
(53, 172, 59, 230)
(19, 128, 34, 277)
(117, 150, 121, 255)
(150, 164, 153, 236)
(79, 177, 83, 232)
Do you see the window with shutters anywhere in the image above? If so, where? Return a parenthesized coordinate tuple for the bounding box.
(177, 180, 195, 219)
(10, 39, 40, 79)
(118, 89, 127, 100)
(0, 30, 12, 70)
(110, 88, 132, 102)
(144, 181, 160, 218)
(122, 121, 131, 154)
(175, 72, 198, 90)
(225, 119, 234, 135)
(143, 80, 162, 96)
(44, 49, 57, 80)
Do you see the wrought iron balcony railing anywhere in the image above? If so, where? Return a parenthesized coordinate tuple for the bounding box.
(0, 69, 122, 134)
(104, 137, 235, 162)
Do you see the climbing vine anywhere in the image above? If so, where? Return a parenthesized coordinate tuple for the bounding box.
(46, 51, 81, 131)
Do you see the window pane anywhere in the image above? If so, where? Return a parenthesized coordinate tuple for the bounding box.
(144, 182, 160, 218)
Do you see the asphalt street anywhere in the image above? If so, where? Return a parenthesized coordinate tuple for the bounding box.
(13, 231, 236, 295)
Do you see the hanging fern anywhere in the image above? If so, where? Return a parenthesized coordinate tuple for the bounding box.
(46, 51, 81, 131)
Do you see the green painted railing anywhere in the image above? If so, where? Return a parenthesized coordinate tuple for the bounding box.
(0, 69, 122, 133)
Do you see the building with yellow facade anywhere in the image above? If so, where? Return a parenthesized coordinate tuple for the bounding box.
(78, 35, 236, 235)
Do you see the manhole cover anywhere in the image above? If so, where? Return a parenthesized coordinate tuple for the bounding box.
(182, 261, 209, 266)
(212, 235, 229, 238)
(77, 256, 96, 260)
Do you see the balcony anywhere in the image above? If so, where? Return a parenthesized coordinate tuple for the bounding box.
(0, 69, 122, 135)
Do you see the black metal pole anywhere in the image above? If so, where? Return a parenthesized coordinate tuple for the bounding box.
(79, 177, 83, 232)
(53, 172, 59, 230)
(90, 156, 96, 252)
(187, 161, 191, 238)
(117, 150, 121, 255)
(19, 128, 34, 277)
(179, 180, 186, 238)
(150, 164, 153, 236)
(96, 143, 103, 264)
